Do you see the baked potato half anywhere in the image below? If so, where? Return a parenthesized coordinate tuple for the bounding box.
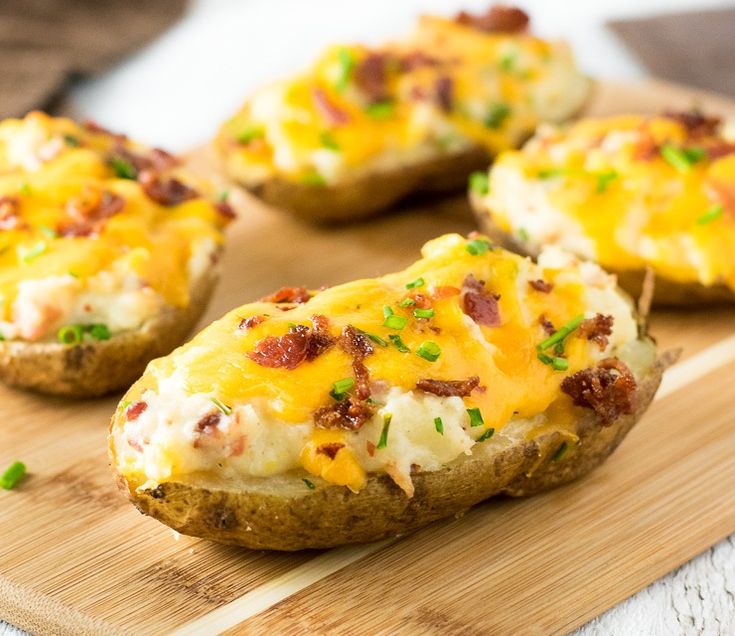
(471, 110, 735, 305)
(0, 112, 234, 396)
(111, 234, 663, 550)
(215, 5, 590, 223)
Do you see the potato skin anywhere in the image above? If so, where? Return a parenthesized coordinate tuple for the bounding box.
(471, 195, 735, 307)
(0, 265, 220, 398)
(112, 338, 663, 551)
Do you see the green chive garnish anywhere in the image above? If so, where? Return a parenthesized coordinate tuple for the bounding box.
(499, 52, 516, 71)
(365, 101, 395, 119)
(537, 315, 584, 352)
(416, 341, 441, 362)
(363, 331, 387, 347)
(377, 413, 392, 449)
(19, 182, 32, 195)
(68, 271, 79, 278)
(382, 307, 407, 330)
(406, 277, 425, 289)
(483, 103, 511, 129)
(330, 377, 355, 400)
(0, 461, 26, 490)
(303, 478, 316, 490)
(434, 416, 444, 435)
(476, 428, 495, 442)
(88, 324, 111, 341)
(63, 133, 81, 147)
(469, 171, 490, 195)
(537, 352, 554, 365)
(301, 172, 327, 186)
(551, 357, 569, 371)
(237, 126, 265, 144)
(57, 324, 83, 345)
(21, 241, 47, 263)
(218, 190, 230, 203)
(413, 308, 435, 319)
(335, 48, 355, 92)
(660, 144, 704, 173)
(696, 203, 723, 225)
(538, 167, 566, 179)
(398, 298, 416, 308)
(320, 131, 340, 151)
(467, 407, 484, 427)
(120, 400, 132, 411)
(518, 228, 530, 242)
(465, 238, 492, 255)
(109, 156, 137, 180)
(389, 334, 409, 353)
(38, 224, 57, 239)
(552, 441, 568, 462)
(596, 170, 618, 193)
(210, 397, 233, 416)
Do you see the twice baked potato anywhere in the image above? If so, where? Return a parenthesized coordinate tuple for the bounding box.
(0, 112, 235, 396)
(110, 233, 663, 550)
(215, 5, 590, 222)
(471, 110, 735, 305)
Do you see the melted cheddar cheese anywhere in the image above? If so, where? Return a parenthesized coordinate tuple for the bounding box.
(216, 12, 588, 185)
(113, 234, 647, 495)
(0, 112, 231, 342)
(480, 113, 735, 290)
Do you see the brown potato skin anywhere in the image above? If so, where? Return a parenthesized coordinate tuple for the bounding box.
(0, 265, 220, 398)
(471, 195, 735, 307)
(111, 338, 663, 551)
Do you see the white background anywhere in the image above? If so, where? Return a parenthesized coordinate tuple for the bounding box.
(3, 1, 735, 634)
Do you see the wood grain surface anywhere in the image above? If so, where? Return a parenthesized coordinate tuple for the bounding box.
(1, 80, 734, 636)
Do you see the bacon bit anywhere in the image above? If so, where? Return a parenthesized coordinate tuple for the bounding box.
(539, 314, 556, 335)
(83, 119, 127, 141)
(314, 396, 375, 431)
(353, 53, 390, 103)
(633, 133, 660, 161)
(138, 170, 199, 206)
(415, 376, 480, 397)
(214, 200, 237, 219)
(461, 274, 501, 327)
(0, 196, 20, 230)
(261, 286, 312, 304)
(228, 436, 245, 457)
(529, 279, 554, 293)
(126, 401, 148, 421)
(455, 5, 530, 33)
(663, 110, 721, 138)
(239, 315, 266, 330)
(432, 286, 460, 300)
(410, 292, 432, 309)
(196, 412, 221, 434)
(316, 442, 345, 460)
(339, 325, 374, 400)
(399, 51, 441, 72)
(108, 144, 178, 178)
(247, 315, 334, 369)
(366, 440, 376, 457)
(578, 314, 614, 350)
(434, 76, 453, 112)
(560, 358, 637, 425)
(312, 88, 350, 126)
(59, 190, 125, 237)
(127, 435, 143, 452)
(705, 141, 735, 160)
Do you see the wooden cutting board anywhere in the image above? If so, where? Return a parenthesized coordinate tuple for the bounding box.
(1, 80, 735, 636)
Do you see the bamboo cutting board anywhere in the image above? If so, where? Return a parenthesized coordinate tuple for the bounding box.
(1, 80, 735, 636)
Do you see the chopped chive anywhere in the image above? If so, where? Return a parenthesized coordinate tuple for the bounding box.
(335, 48, 355, 92)
(469, 171, 490, 195)
(57, 324, 83, 345)
(218, 189, 230, 203)
(63, 133, 81, 147)
(537, 314, 584, 352)
(413, 308, 435, 319)
(236, 126, 265, 144)
(210, 397, 233, 416)
(38, 224, 57, 239)
(303, 478, 316, 490)
(465, 238, 492, 255)
(551, 356, 569, 371)
(120, 400, 132, 410)
(499, 52, 516, 71)
(518, 227, 530, 242)
(406, 277, 425, 290)
(383, 314, 408, 330)
(537, 352, 554, 365)
(554, 341, 565, 356)
(416, 341, 441, 362)
(661, 144, 703, 173)
(19, 182, 32, 195)
(383, 305, 394, 319)
(0, 461, 26, 490)
(88, 324, 111, 341)
(363, 331, 388, 347)
(68, 271, 79, 278)
(467, 407, 484, 427)
(696, 203, 723, 225)
(483, 103, 511, 129)
(389, 334, 410, 353)
(398, 298, 416, 308)
(301, 172, 327, 186)
(596, 170, 618, 193)
(365, 100, 395, 119)
(330, 377, 355, 400)
(684, 146, 706, 162)
(552, 441, 568, 462)
(320, 131, 340, 151)
(476, 428, 495, 442)
(0, 332, 5, 341)
(377, 413, 392, 449)
(538, 167, 566, 179)
(109, 156, 137, 179)
(434, 416, 444, 435)
(21, 241, 47, 263)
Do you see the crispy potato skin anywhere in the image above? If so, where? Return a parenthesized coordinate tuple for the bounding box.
(112, 338, 663, 551)
(0, 265, 220, 398)
(471, 195, 735, 307)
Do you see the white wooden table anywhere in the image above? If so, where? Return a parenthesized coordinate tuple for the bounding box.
(3, 0, 734, 633)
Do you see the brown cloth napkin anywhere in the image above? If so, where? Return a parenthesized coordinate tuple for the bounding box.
(0, 0, 187, 119)
(609, 7, 735, 97)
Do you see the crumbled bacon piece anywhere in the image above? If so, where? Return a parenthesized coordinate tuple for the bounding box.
(126, 401, 147, 421)
(339, 325, 374, 400)
(455, 5, 530, 33)
(399, 51, 441, 72)
(314, 396, 375, 431)
(108, 144, 178, 178)
(366, 440, 376, 457)
(214, 200, 237, 219)
(239, 315, 266, 330)
(247, 315, 334, 369)
(539, 313, 556, 335)
(261, 286, 312, 304)
(316, 442, 345, 460)
(83, 120, 127, 141)
(663, 110, 721, 138)
(578, 314, 614, 350)
(353, 53, 391, 103)
(196, 412, 221, 434)
(529, 279, 554, 293)
(312, 88, 350, 125)
(461, 274, 501, 327)
(632, 132, 659, 161)
(0, 196, 20, 230)
(434, 76, 453, 112)
(705, 141, 735, 160)
(58, 190, 125, 237)
(308, 314, 337, 360)
(560, 358, 637, 425)
(409, 292, 432, 310)
(138, 170, 199, 206)
(415, 376, 480, 397)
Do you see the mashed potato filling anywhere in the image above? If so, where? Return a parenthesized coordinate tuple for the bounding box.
(115, 234, 646, 496)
